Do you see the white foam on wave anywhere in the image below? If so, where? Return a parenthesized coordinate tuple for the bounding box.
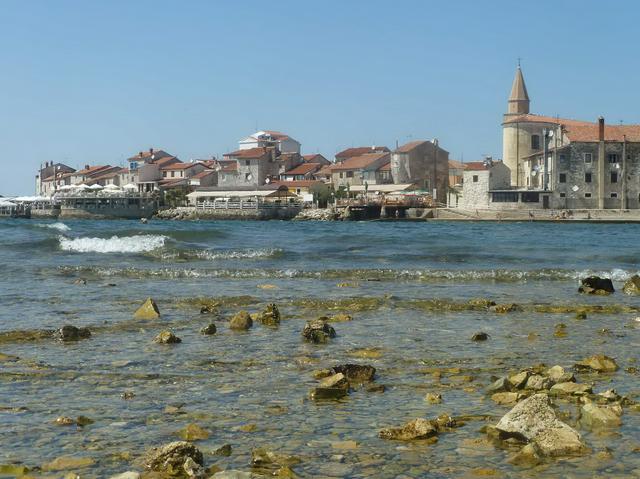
(37, 222, 71, 232)
(59, 235, 167, 254)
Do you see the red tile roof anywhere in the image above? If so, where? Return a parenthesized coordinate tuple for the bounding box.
(283, 163, 321, 175)
(331, 152, 390, 171)
(564, 123, 640, 142)
(335, 146, 390, 160)
(502, 114, 593, 127)
(262, 130, 290, 140)
(302, 154, 330, 164)
(272, 180, 323, 188)
(395, 140, 430, 153)
(377, 162, 391, 171)
(153, 156, 179, 166)
(75, 165, 112, 176)
(464, 161, 490, 171)
(224, 147, 272, 159)
(191, 170, 216, 179)
(161, 162, 200, 170)
(449, 160, 465, 169)
(92, 168, 125, 180)
(127, 149, 172, 161)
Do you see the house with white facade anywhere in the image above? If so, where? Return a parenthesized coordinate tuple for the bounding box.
(238, 130, 301, 154)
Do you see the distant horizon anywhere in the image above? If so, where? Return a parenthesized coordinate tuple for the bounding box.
(2, 0, 640, 195)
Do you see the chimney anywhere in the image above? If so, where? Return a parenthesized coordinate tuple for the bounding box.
(85, 164, 90, 170)
(149, 148, 154, 154)
(598, 117, 605, 141)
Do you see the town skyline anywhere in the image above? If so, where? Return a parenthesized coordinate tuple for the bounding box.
(3, 0, 640, 195)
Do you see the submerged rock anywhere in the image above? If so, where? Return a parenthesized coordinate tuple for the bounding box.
(578, 276, 614, 295)
(153, 331, 182, 344)
(212, 444, 232, 457)
(251, 448, 300, 468)
(302, 319, 336, 343)
(42, 456, 95, 471)
(310, 387, 348, 401)
(471, 332, 489, 341)
(253, 304, 281, 326)
(550, 382, 592, 396)
(177, 423, 210, 441)
(53, 325, 91, 342)
(327, 313, 353, 322)
(492, 393, 587, 457)
(491, 392, 522, 406)
(580, 402, 622, 429)
(134, 297, 160, 320)
(491, 303, 522, 313)
(379, 418, 438, 441)
(425, 393, 443, 404)
(143, 441, 204, 476)
(331, 364, 375, 383)
(546, 365, 574, 383)
(229, 311, 253, 330)
(200, 323, 217, 335)
(575, 354, 618, 373)
(622, 274, 640, 295)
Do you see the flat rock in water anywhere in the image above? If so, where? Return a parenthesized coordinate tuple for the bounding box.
(331, 364, 375, 383)
(319, 372, 349, 390)
(491, 392, 522, 406)
(574, 354, 618, 372)
(109, 472, 141, 479)
(229, 311, 253, 330)
(493, 393, 587, 457)
(580, 402, 622, 429)
(550, 382, 592, 396)
(211, 471, 255, 479)
(379, 418, 438, 441)
(177, 423, 210, 441)
(134, 298, 160, 320)
(310, 387, 348, 401)
(153, 330, 181, 344)
(42, 456, 95, 471)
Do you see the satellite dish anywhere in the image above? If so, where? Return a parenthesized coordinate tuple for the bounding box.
(247, 174, 253, 181)
(548, 130, 554, 138)
(572, 185, 579, 192)
(531, 170, 538, 177)
(265, 177, 271, 184)
(615, 163, 621, 169)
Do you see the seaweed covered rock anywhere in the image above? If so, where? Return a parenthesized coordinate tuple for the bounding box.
(134, 297, 160, 320)
(580, 402, 622, 429)
(574, 354, 618, 373)
(200, 323, 217, 335)
(253, 304, 281, 326)
(302, 318, 336, 343)
(143, 441, 204, 476)
(229, 311, 253, 330)
(153, 330, 182, 344)
(622, 274, 640, 295)
(331, 364, 375, 383)
(379, 418, 438, 441)
(578, 276, 614, 295)
(53, 325, 91, 342)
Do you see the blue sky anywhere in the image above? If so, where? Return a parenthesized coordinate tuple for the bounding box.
(1, 0, 639, 194)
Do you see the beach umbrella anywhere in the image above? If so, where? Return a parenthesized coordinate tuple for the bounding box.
(122, 183, 137, 190)
(72, 184, 90, 190)
(58, 185, 73, 191)
(89, 184, 103, 190)
(104, 184, 121, 190)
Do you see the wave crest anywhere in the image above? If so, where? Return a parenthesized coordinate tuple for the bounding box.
(36, 222, 70, 232)
(59, 235, 167, 254)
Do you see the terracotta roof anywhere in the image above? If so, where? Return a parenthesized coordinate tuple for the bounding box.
(127, 149, 172, 161)
(564, 123, 640, 142)
(262, 130, 290, 140)
(377, 162, 391, 171)
(272, 180, 323, 188)
(502, 114, 593, 127)
(161, 162, 199, 170)
(315, 165, 333, 176)
(335, 146, 390, 160)
(191, 170, 216, 179)
(395, 140, 430, 153)
(75, 165, 112, 176)
(224, 147, 272, 159)
(283, 163, 321, 175)
(219, 161, 238, 173)
(153, 156, 179, 166)
(449, 160, 465, 169)
(331, 152, 390, 171)
(464, 161, 490, 171)
(92, 168, 125, 180)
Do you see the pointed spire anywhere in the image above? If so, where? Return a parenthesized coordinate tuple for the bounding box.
(507, 65, 530, 115)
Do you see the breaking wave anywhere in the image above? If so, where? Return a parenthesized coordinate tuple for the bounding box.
(54, 266, 638, 282)
(58, 235, 167, 254)
(36, 222, 70, 232)
(154, 248, 285, 261)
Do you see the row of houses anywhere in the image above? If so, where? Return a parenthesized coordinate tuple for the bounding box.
(36, 129, 453, 205)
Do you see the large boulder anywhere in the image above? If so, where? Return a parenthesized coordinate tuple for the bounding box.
(574, 354, 618, 373)
(622, 274, 640, 295)
(229, 311, 253, 330)
(578, 276, 614, 295)
(134, 298, 160, 320)
(492, 393, 587, 457)
(53, 325, 91, 342)
(302, 319, 336, 343)
(143, 441, 204, 476)
(379, 418, 438, 441)
(331, 364, 375, 383)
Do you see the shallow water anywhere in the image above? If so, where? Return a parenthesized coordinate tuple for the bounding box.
(0, 218, 639, 478)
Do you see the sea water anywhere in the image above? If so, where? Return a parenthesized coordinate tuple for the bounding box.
(0, 218, 639, 477)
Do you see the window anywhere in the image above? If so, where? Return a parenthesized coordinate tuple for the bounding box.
(346, 171, 354, 178)
(521, 192, 540, 203)
(491, 192, 519, 202)
(559, 154, 566, 162)
(245, 160, 251, 166)
(171, 171, 175, 178)
(608, 154, 618, 164)
(610, 192, 618, 198)
(584, 153, 592, 163)
(339, 172, 343, 178)
(473, 175, 479, 183)
(559, 173, 567, 183)
(611, 172, 618, 183)
(531, 135, 540, 150)
(559, 193, 566, 198)
(585, 193, 592, 198)
(585, 172, 592, 183)
(163, 171, 167, 178)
